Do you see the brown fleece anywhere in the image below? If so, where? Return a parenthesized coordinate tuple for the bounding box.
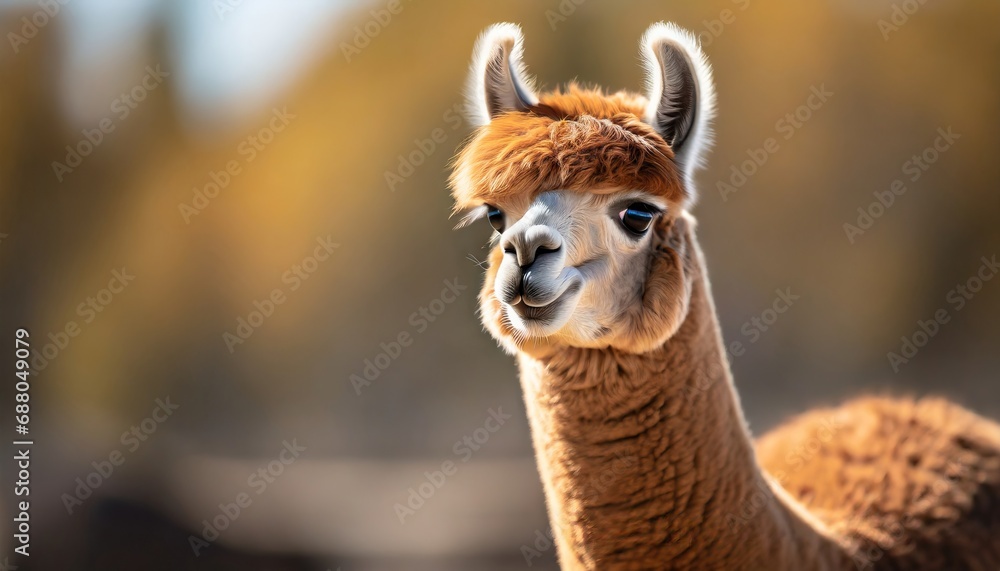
(450, 84, 685, 212)
(450, 85, 1000, 570)
(757, 396, 1000, 570)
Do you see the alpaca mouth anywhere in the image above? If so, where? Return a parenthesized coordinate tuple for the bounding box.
(509, 298, 560, 321)
(507, 280, 582, 324)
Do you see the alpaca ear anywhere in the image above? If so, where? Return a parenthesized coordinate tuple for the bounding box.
(465, 23, 538, 128)
(640, 22, 716, 195)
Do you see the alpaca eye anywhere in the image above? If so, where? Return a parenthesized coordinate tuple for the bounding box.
(486, 205, 505, 233)
(618, 203, 656, 235)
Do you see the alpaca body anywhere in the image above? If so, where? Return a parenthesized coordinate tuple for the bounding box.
(759, 396, 1000, 570)
(449, 22, 1000, 570)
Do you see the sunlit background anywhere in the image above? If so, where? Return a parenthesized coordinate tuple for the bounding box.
(1, 0, 998, 569)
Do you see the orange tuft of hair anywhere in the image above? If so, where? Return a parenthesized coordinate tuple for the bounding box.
(449, 84, 685, 212)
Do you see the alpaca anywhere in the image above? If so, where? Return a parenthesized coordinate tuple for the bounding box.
(448, 22, 1000, 570)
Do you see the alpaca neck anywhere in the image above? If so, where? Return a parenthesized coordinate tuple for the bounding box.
(516, 261, 846, 570)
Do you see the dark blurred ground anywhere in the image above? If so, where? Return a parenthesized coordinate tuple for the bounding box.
(0, 1, 998, 569)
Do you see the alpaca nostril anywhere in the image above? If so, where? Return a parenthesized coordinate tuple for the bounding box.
(519, 245, 560, 269)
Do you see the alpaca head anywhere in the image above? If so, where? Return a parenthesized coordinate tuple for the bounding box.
(450, 22, 716, 354)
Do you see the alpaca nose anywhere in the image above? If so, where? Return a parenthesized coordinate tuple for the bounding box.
(502, 225, 562, 268)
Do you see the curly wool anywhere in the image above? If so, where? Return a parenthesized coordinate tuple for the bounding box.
(450, 84, 685, 213)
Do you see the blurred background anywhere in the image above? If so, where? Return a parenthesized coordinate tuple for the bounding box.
(0, 0, 998, 569)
